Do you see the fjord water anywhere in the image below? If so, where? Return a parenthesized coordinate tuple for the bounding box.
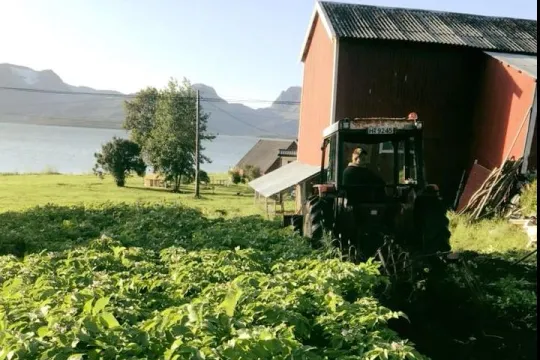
(0, 123, 259, 174)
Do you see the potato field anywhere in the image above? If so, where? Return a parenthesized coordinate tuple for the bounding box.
(0, 203, 424, 359)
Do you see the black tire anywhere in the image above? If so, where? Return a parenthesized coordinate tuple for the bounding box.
(303, 195, 327, 244)
(291, 215, 303, 236)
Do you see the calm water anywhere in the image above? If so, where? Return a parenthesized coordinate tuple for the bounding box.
(0, 123, 259, 174)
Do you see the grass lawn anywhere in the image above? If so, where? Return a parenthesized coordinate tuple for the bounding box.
(0, 173, 296, 218)
(0, 174, 267, 218)
(448, 212, 531, 255)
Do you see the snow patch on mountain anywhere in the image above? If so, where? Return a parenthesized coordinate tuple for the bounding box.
(10, 66, 39, 85)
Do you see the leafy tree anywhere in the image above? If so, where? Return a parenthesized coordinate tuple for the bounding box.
(145, 78, 215, 192)
(93, 137, 146, 187)
(181, 169, 210, 185)
(229, 168, 244, 184)
(199, 170, 211, 184)
(123, 87, 159, 150)
(242, 165, 261, 181)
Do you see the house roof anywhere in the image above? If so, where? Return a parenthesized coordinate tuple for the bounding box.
(301, 1, 537, 61)
(235, 139, 296, 173)
(249, 161, 320, 198)
(484, 51, 537, 79)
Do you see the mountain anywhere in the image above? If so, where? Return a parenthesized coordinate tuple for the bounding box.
(0, 63, 300, 138)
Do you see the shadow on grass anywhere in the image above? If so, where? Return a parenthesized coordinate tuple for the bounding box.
(379, 249, 537, 360)
(123, 185, 181, 194)
(124, 185, 252, 198)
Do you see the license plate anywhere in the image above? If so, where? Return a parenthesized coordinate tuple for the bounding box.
(367, 127, 394, 134)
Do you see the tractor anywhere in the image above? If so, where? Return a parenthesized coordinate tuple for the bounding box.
(298, 113, 451, 263)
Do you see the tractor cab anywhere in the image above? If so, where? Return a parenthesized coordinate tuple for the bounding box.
(317, 112, 426, 203)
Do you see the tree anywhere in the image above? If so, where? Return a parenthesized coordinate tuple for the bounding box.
(199, 170, 211, 184)
(229, 167, 244, 184)
(123, 87, 159, 151)
(145, 78, 215, 192)
(242, 165, 261, 181)
(93, 137, 146, 187)
(181, 169, 210, 185)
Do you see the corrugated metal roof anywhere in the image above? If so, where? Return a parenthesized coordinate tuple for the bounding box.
(319, 1, 537, 54)
(249, 161, 320, 198)
(235, 139, 296, 173)
(484, 51, 537, 79)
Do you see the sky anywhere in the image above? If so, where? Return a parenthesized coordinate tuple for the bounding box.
(1, 0, 537, 107)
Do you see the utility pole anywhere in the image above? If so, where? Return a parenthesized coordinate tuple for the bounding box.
(194, 89, 201, 198)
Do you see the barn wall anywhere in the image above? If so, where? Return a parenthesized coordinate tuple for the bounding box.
(522, 87, 536, 173)
(470, 56, 537, 171)
(335, 40, 484, 201)
(297, 15, 335, 166)
(528, 118, 537, 171)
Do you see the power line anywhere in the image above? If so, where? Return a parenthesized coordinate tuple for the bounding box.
(0, 86, 296, 138)
(0, 86, 301, 105)
(204, 101, 291, 138)
(0, 105, 293, 139)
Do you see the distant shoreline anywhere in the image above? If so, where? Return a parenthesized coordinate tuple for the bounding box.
(0, 120, 296, 140)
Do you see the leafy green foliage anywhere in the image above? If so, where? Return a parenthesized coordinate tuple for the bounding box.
(519, 178, 537, 216)
(0, 204, 424, 359)
(123, 86, 160, 152)
(122, 79, 216, 193)
(228, 166, 261, 185)
(242, 165, 261, 181)
(142, 79, 215, 192)
(228, 168, 244, 185)
(181, 170, 211, 185)
(93, 137, 146, 187)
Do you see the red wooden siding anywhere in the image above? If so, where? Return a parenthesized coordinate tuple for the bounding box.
(334, 40, 484, 201)
(470, 56, 537, 171)
(297, 15, 335, 166)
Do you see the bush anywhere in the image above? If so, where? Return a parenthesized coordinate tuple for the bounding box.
(228, 168, 244, 184)
(181, 170, 210, 185)
(242, 165, 261, 181)
(93, 137, 146, 187)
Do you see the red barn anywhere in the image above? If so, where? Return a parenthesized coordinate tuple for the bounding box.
(250, 1, 536, 210)
(298, 1, 536, 203)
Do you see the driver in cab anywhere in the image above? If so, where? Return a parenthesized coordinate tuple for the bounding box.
(343, 147, 386, 202)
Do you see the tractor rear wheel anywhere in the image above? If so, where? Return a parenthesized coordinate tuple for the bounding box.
(303, 195, 326, 245)
(291, 215, 303, 235)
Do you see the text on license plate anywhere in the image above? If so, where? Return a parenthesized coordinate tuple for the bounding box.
(367, 127, 394, 134)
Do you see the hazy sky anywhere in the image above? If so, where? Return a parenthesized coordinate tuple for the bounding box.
(1, 0, 537, 106)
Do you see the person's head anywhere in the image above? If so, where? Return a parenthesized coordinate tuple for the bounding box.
(351, 147, 367, 165)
